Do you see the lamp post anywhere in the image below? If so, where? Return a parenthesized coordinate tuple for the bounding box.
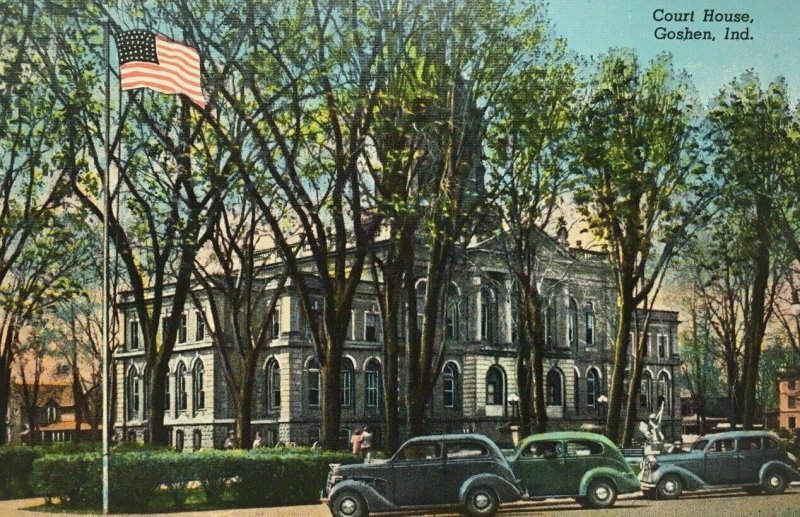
(508, 394, 520, 446)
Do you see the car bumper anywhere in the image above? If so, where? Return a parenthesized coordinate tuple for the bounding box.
(639, 481, 656, 489)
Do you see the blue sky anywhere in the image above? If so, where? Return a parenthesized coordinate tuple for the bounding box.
(548, 0, 800, 103)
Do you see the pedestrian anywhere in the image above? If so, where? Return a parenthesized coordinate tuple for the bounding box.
(252, 431, 264, 449)
(223, 430, 235, 450)
(350, 425, 363, 456)
(360, 426, 372, 463)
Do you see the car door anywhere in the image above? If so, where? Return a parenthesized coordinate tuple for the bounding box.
(737, 436, 763, 484)
(391, 441, 444, 507)
(705, 438, 739, 485)
(563, 439, 605, 495)
(443, 440, 493, 503)
(513, 439, 568, 496)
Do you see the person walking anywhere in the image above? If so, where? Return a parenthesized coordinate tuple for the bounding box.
(350, 426, 363, 456)
(223, 430, 236, 450)
(360, 426, 372, 463)
(252, 431, 264, 449)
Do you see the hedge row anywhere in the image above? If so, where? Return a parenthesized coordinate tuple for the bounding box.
(30, 448, 361, 512)
(0, 447, 41, 499)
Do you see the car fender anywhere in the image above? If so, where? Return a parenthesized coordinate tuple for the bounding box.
(759, 460, 800, 483)
(579, 467, 640, 496)
(648, 464, 708, 491)
(459, 473, 523, 504)
(328, 478, 397, 513)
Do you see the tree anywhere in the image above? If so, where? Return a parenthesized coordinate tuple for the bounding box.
(486, 37, 580, 434)
(706, 72, 794, 428)
(15, 324, 53, 445)
(573, 50, 706, 444)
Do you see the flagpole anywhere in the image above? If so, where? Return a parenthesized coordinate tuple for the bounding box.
(102, 17, 111, 516)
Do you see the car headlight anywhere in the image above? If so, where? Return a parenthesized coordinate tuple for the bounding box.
(329, 475, 344, 486)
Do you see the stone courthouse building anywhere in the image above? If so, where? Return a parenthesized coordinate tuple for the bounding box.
(113, 228, 682, 450)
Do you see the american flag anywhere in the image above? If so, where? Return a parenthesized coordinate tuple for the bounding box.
(116, 30, 205, 108)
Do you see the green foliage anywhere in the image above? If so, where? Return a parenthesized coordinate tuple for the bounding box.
(0, 446, 42, 500)
(30, 453, 101, 505)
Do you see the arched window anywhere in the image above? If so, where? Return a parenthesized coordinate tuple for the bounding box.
(127, 365, 139, 420)
(364, 360, 381, 409)
(587, 369, 599, 407)
(657, 371, 670, 412)
(176, 362, 188, 411)
(341, 358, 355, 408)
(640, 371, 653, 410)
(443, 362, 459, 408)
(546, 369, 563, 406)
(446, 284, 460, 340)
(307, 358, 320, 407)
(585, 302, 595, 346)
(545, 299, 557, 347)
(568, 299, 578, 349)
(485, 366, 504, 406)
(481, 286, 496, 342)
(266, 359, 281, 410)
(193, 360, 205, 411)
(192, 429, 202, 451)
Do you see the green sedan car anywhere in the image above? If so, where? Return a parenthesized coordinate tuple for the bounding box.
(507, 431, 640, 509)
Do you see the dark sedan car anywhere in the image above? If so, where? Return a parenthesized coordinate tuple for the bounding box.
(639, 430, 800, 500)
(321, 434, 522, 517)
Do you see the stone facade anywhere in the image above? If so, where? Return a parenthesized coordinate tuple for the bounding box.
(113, 233, 682, 449)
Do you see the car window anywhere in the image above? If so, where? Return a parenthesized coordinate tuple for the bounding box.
(709, 438, 736, 453)
(692, 439, 709, 451)
(738, 437, 761, 451)
(565, 440, 603, 456)
(395, 442, 442, 461)
(521, 440, 562, 458)
(764, 437, 779, 450)
(446, 442, 488, 459)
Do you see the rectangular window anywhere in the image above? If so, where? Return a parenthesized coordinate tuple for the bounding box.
(365, 312, 378, 342)
(308, 370, 320, 407)
(164, 375, 171, 411)
(341, 370, 352, 407)
(195, 311, 205, 341)
(658, 335, 666, 358)
(348, 310, 354, 340)
(178, 313, 188, 343)
(585, 310, 594, 346)
(129, 320, 139, 350)
(446, 304, 457, 340)
(789, 396, 797, 409)
(789, 380, 796, 390)
(365, 369, 379, 408)
(789, 416, 796, 429)
(271, 306, 281, 339)
(192, 429, 202, 451)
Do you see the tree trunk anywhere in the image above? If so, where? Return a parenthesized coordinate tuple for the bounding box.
(321, 344, 343, 449)
(71, 367, 83, 443)
(622, 354, 644, 446)
(0, 357, 9, 445)
(528, 293, 547, 433)
(235, 350, 259, 449)
(606, 292, 635, 443)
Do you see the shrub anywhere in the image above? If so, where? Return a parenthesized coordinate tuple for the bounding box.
(0, 446, 42, 499)
(31, 453, 100, 505)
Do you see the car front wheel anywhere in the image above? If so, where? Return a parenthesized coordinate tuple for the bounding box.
(465, 486, 499, 517)
(657, 474, 683, 500)
(586, 478, 618, 509)
(763, 470, 787, 495)
(330, 490, 368, 517)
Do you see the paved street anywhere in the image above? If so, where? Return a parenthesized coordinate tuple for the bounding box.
(2, 489, 799, 516)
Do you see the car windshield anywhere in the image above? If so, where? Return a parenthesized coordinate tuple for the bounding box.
(692, 439, 708, 451)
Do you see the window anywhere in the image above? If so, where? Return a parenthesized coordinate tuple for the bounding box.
(640, 372, 653, 410)
(446, 300, 458, 340)
(193, 361, 205, 410)
(307, 358, 320, 407)
(546, 369, 563, 406)
(365, 360, 381, 409)
(365, 312, 378, 342)
(164, 373, 171, 411)
(481, 287, 496, 342)
(692, 439, 709, 451)
(129, 319, 139, 350)
(587, 369, 598, 407)
(790, 396, 797, 409)
(522, 440, 562, 458)
(545, 300, 557, 347)
(566, 440, 603, 456)
(585, 302, 595, 345)
(195, 311, 205, 341)
(271, 306, 281, 339)
(789, 380, 797, 390)
(396, 443, 442, 461)
(265, 359, 280, 410)
(443, 363, 458, 408)
(127, 366, 140, 419)
(193, 429, 202, 451)
(738, 437, 761, 451)
(709, 439, 736, 453)
(175, 429, 184, 452)
(307, 428, 320, 445)
(790, 417, 797, 429)
(485, 366, 504, 405)
(765, 437, 779, 449)
(446, 442, 488, 459)
(47, 405, 57, 423)
(658, 335, 667, 358)
(657, 372, 670, 412)
(341, 359, 354, 408)
(574, 371, 580, 413)
(568, 299, 578, 349)
(339, 428, 351, 450)
(176, 362, 188, 411)
(178, 312, 188, 343)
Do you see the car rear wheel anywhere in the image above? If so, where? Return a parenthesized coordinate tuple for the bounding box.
(763, 470, 787, 495)
(657, 474, 683, 500)
(465, 486, 499, 517)
(586, 478, 618, 509)
(330, 490, 368, 517)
